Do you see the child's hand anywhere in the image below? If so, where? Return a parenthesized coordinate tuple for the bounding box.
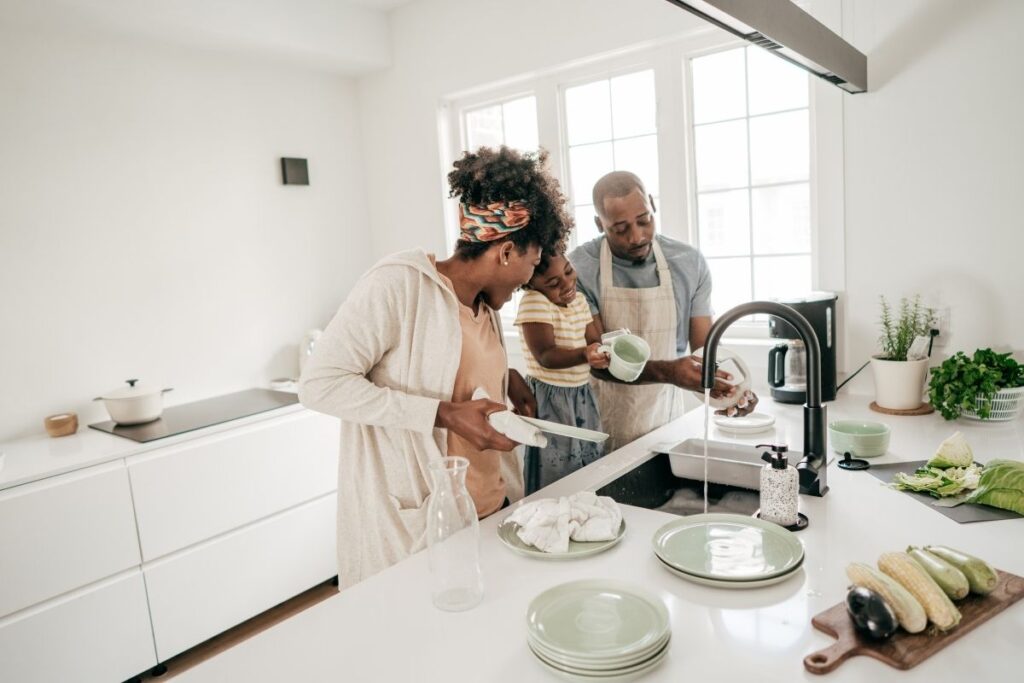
(585, 343, 610, 369)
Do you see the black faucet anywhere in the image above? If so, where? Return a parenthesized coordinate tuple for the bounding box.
(700, 301, 829, 496)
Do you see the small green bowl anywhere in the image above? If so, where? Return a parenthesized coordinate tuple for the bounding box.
(828, 420, 891, 457)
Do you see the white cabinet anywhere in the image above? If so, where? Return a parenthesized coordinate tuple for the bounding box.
(144, 493, 337, 661)
(0, 462, 141, 618)
(0, 570, 156, 683)
(0, 406, 339, 680)
(128, 410, 338, 561)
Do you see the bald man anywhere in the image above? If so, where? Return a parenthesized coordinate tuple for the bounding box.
(568, 171, 750, 450)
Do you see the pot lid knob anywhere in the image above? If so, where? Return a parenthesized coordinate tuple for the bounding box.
(126, 379, 138, 387)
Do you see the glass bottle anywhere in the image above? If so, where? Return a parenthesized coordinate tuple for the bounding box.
(426, 456, 483, 611)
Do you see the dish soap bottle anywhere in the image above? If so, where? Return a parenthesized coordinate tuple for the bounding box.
(758, 443, 798, 527)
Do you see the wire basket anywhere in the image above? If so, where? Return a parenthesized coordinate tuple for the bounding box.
(960, 386, 1024, 421)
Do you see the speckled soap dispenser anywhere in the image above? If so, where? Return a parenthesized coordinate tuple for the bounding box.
(758, 444, 799, 527)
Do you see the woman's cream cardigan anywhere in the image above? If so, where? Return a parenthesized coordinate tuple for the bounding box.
(299, 249, 523, 588)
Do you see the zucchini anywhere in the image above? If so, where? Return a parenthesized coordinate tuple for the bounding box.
(907, 546, 969, 600)
(924, 545, 999, 595)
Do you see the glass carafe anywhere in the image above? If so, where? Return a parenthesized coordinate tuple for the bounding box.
(426, 456, 483, 611)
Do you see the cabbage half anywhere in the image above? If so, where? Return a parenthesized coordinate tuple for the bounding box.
(927, 431, 974, 469)
(966, 460, 1024, 515)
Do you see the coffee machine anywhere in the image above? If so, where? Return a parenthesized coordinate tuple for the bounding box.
(768, 292, 838, 403)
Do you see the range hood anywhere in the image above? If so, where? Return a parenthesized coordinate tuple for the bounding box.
(664, 0, 867, 93)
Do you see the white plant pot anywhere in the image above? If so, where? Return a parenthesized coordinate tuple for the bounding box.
(870, 357, 929, 410)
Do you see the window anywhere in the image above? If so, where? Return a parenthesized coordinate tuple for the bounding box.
(463, 95, 538, 153)
(564, 70, 659, 245)
(689, 46, 811, 317)
(442, 35, 835, 342)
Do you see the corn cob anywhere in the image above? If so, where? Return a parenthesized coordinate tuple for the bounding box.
(846, 562, 927, 633)
(878, 551, 961, 631)
(908, 546, 969, 600)
(924, 545, 999, 595)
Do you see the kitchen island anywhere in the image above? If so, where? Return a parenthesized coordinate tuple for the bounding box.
(175, 394, 1024, 682)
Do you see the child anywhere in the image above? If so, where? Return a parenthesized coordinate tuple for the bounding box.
(515, 250, 608, 494)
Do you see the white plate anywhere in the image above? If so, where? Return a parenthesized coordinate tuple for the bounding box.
(520, 416, 609, 443)
(498, 519, 626, 560)
(713, 412, 775, 434)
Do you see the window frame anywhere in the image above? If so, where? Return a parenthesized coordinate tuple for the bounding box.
(438, 20, 845, 345)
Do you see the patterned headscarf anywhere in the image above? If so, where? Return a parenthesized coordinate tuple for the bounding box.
(458, 200, 531, 242)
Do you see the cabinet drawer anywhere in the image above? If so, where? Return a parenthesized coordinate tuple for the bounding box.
(0, 570, 156, 683)
(129, 410, 338, 560)
(0, 462, 141, 618)
(144, 492, 337, 661)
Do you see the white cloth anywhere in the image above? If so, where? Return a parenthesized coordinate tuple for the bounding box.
(472, 387, 548, 448)
(505, 491, 622, 553)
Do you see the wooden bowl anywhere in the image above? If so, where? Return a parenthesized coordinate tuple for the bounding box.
(44, 413, 78, 437)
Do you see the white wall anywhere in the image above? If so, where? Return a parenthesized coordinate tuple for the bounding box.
(0, 26, 373, 440)
(358, 0, 1024, 397)
(840, 0, 1024, 392)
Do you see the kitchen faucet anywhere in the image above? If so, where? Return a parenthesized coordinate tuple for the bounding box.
(701, 301, 829, 496)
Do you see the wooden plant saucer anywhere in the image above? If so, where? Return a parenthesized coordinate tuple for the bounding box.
(869, 401, 935, 416)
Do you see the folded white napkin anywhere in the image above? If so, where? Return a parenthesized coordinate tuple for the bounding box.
(505, 492, 622, 553)
(471, 388, 548, 448)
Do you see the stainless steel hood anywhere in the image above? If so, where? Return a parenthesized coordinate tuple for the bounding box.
(664, 0, 867, 93)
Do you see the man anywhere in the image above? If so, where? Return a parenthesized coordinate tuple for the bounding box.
(569, 171, 753, 450)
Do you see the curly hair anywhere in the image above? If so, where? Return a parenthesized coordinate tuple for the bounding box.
(448, 146, 572, 259)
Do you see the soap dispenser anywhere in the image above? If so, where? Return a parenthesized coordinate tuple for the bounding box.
(758, 444, 799, 527)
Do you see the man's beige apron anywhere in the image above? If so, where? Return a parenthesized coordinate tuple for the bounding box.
(591, 238, 683, 452)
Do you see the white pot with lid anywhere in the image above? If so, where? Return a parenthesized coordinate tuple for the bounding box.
(94, 379, 173, 425)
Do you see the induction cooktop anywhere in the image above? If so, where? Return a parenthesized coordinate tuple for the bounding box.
(89, 388, 299, 443)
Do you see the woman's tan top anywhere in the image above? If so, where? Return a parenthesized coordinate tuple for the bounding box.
(434, 261, 511, 518)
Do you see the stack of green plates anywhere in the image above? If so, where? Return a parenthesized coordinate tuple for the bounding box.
(652, 513, 804, 589)
(526, 579, 670, 682)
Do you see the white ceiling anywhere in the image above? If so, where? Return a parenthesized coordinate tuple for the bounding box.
(1, 0, 424, 74)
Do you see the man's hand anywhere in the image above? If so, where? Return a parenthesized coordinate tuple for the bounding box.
(435, 400, 519, 451)
(507, 369, 537, 418)
(666, 355, 737, 397)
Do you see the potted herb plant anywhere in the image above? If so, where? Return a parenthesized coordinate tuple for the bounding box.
(929, 349, 1024, 420)
(870, 295, 936, 410)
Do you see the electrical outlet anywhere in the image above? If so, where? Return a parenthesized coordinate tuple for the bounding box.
(932, 306, 951, 347)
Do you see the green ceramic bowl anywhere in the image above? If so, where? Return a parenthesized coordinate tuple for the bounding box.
(829, 420, 890, 457)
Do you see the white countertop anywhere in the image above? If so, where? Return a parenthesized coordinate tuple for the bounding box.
(0, 401, 306, 491)
(176, 394, 1024, 682)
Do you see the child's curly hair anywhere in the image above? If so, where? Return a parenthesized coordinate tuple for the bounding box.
(448, 146, 573, 259)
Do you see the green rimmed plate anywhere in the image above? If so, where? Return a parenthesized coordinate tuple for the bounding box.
(655, 554, 805, 588)
(498, 519, 626, 560)
(651, 513, 804, 581)
(528, 637, 670, 680)
(526, 579, 670, 660)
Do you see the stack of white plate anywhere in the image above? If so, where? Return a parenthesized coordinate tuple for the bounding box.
(652, 513, 804, 589)
(526, 579, 670, 682)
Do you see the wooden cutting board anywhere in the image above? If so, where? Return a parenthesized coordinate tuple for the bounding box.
(804, 569, 1024, 674)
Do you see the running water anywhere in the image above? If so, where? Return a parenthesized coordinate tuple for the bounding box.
(703, 388, 711, 514)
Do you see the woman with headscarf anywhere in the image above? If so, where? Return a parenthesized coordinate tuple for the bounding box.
(300, 146, 573, 588)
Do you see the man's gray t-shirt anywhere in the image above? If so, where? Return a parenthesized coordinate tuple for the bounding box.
(568, 235, 713, 356)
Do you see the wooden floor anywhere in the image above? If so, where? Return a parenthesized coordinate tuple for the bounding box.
(134, 578, 339, 681)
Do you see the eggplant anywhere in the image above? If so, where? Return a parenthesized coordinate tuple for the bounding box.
(846, 586, 898, 639)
